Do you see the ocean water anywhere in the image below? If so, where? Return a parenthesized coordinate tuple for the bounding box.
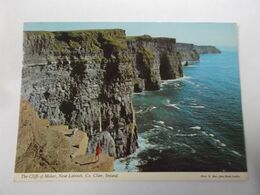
(115, 49, 247, 172)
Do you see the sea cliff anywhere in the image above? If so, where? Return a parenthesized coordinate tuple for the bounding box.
(176, 42, 221, 65)
(21, 30, 184, 160)
(18, 29, 220, 172)
(22, 30, 137, 159)
(127, 35, 183, 92)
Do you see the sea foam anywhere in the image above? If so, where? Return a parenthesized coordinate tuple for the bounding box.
(189, 126, 202, 130)
(189, 105, 205, 109)
(164, 99, 181, 110)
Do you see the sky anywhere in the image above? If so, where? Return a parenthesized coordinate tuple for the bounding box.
(24, 22, 237, 47)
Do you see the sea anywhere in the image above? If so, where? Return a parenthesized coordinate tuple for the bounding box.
(115, 48, 247, 172)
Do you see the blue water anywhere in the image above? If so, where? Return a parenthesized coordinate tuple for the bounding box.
(115, 49, 247, 172)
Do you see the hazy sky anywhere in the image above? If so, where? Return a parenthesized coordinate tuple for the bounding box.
(24, 22, 237, 47)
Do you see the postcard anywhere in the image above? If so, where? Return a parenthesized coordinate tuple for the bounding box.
(14, 22, 247, 181)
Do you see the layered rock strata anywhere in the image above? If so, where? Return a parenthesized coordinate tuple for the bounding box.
(22, 30, 137, 158)
(127, 35, 183, 91)
(21, 30, 184, 160)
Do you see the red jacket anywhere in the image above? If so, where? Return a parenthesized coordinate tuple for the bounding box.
(96, 144, 101, 155)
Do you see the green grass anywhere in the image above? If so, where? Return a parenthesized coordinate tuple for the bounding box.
(126, 34, 152, 41)
(24, 29, 130, 62)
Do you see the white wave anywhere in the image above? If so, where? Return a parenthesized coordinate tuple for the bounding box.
(114, 158, 140, 172)
(161, 81, 168, 85)
(212, 138, 226, 147)
(138, 136, 157, 150)
(147, 156, 159, 161)
(154, 120, 165, 125)
(164, 99, 181, 110)
(168, 104, 181, 110)
(189, 126, 201, 130)
(230, 150, 242, 157)
(135, 109, 143, 114)
(133, 91, 146, 95)
(198, 129, 228, 149)
(114, 135, 157, 172)
(149, 106, 157, 111)
(164, 99, 170, 104)
(161, 76, 191, 85)
(220, 143, 227, 147)
(141, 125, 169, 138)
(161, 79, 177, 84)
(185, 65, 196, 68)
(137, 106, 157, 114)
(151, 156, 160, 161)
(189, 105, 205, 109)
(152, 124, 161, 128)
(175, 133, 198, 137)
(201, 131, 208, 136)
(153, 120, 174, 130)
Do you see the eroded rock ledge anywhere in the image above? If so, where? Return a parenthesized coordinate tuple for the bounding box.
(15, 99, 114, 172)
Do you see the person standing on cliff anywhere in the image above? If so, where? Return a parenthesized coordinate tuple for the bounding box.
(96, 143, 101, 162)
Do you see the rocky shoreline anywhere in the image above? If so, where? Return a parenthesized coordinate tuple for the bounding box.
(17, 29, 220, 172)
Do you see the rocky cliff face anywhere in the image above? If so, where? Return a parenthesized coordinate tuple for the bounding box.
(21, 30, 184, 159)
(176, 43, 221, 65)
(22, 30, 137, 158)
(128, 35, 183, 92)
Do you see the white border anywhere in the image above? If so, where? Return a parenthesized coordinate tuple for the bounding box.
(1, 0, 260, 194)
(14, 172, 248, 181)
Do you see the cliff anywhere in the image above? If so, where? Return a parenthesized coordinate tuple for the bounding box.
(127, 35, 183, 91)
(194, 45, 221, 54)
(15, 99, 114, 172)
(18, 29, 221, 171)
(176, 43, 221, 65)
(176, 43, 200, 65)
(22, 29, 137, 159)
(20, 30, 183, 161)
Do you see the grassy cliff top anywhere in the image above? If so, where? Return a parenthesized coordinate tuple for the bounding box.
(24, 29, 126, 38)
(24, 29, 128, 55)
(127, 34, 176, 43)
